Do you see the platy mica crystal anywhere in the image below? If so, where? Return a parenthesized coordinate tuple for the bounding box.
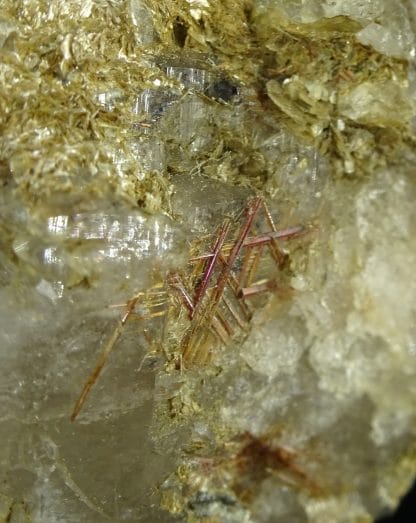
(0, 0, 416, 522)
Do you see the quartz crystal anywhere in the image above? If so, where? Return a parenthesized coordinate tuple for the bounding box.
(0, 0, 415, 522)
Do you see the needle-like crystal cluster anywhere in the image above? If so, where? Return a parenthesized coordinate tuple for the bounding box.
(70, 196, 305, 421)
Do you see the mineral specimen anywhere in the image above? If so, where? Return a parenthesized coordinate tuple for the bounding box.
(0, 0, 415, 522)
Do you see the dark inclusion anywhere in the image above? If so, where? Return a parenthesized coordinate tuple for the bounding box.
(173, 17, 188, 48)
(205, 79, 239, 102)
(188, 491, 237, 515)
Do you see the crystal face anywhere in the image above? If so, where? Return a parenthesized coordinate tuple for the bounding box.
(0, 0, 416, 522)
